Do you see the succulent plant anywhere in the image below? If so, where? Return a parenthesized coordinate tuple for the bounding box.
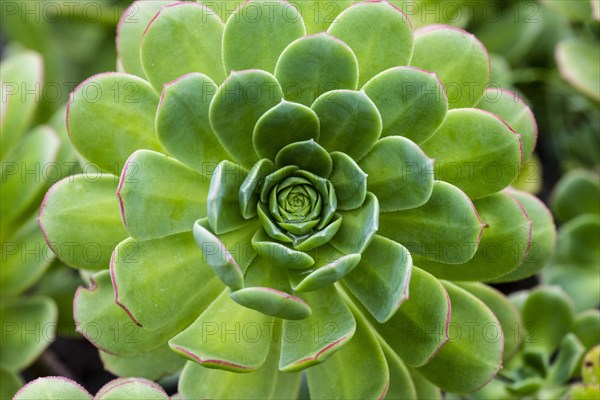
(448, 286, 600, 400)
(1, 49, 83, 398)
(13, 376, 170, 400)
(38, 0, 557, 397)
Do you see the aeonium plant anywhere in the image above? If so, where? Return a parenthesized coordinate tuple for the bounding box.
(39, 1, 556, 398)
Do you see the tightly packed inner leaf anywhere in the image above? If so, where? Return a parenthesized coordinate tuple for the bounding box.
(38, 1, 557, 398)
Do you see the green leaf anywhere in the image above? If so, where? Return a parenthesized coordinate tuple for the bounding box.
(117, 150, 209, 240)
(476, 88, 538, 160)
(156, 72, 230, 174)
(140, 2, 225, 91)
(362, 66, 448, 144)
(379, 181, 484, 265)
(253, 100, 320, 161)
(376, 267, 449, 367)
(550, 169, 600, 223)
(288, 245, 361, 292)
(179, 323, 302, 399)
(0, 297, 56, 371)
(417, 281, 503, 394)
(328, 152, 367, 210)
(572, 310, 600, 350)
(39, 174, 128, 270)
(343, 235, 412, 323)
(13, 377, 91, 400)
(251, 229, 314, 270)
(209, 70, 283, 166)
(556, 38, 600, 101)
(419, 191, 532, 281)
(547, 334, 585, 385)
(293, 214, 342, 252)
(0, 51, 43, 158)
(239, 159, 275, 219)
(111, 232, 223, 329)
(327, 0, 413, 86)
(455, 282, 523, 363)
(306, 296, 389, 399)
(408, 368, 442, 400)
(116, 1, 175, 78)
(492, 189, 556, 282)
(207, 160, 249, 234)
(420, 108, 522, 199)
(0, 366, 23, 400)
(275, 139, 332, 177)
(410, 26, 490, 108)
(223, 0, 306, 73)
(67, 73, 163, 172)
(100, 345, 185, 381)
(359, 136, 434, 211)
(310, 89, 381, 161)
(582, 345, 600, 384)
(521, 286, 575, 355)
(275, 33, 359, 106)
(95, 378, 169, 400)
(294, 0, 353, 33)
(169, 290, 272, 372)
(380, 342, 418, 400)
(330, 192, 379, 254)
(74, 270, 212, 357)
(280, 285, 355, 372)
(1, 126, 59, 235)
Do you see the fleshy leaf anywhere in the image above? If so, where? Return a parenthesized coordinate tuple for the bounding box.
(156, 72, 230, 174)
(67, 73, 163, 171)
(419, 191, 532, 281)
(209, 70, 283, 166)
(280, 285, 355, 372)
(275, 33, 359, 106)
(252, 229, 314, 270)
(343, 235, 412, 323)
(379, 181, 484, 265)
(293, 214, 342, 252)
(359, 136, 434, 211)
(362, 66, 448, 144)
(456, 282, 523, 363)
(306, 297, 389, 399)
(14, 377, 91, 400)
(74, 270, 216, 357)
(288, 245, 361, 292)
(476, 88, 537, 160)
(169, 290, 272, 372)
(380, 342, 418, 400)
(492, 190, 556, 282)
(111, 232, 223, 329)
(239, 159, 275, 219)
(39, 175, 128, 270)
(223, 0, 306, 73)
(410, 26, 490, 108)
(330, 192, 379, 254)
(179, 322, 301, 399)
(573, 310, 600, 350)
(521, 286, 575, 354)
(408, 368, 442, 400)
(294, 0, 352, 33)
(95, 378, 169, 400)
(275, 139, 332, 177)
(207, 160, 249, 234)
(100, 345, 185, 381)
(0, 51, 43, 158)
(0, 366, 22, 400)
(0, 297, 56, 371)
(550, 169, 600, 223)
(253, 100, 320, 160)
(420, 108, 522, 199)
(327, 0, 413, 86)
(556, 38, 600, 101)
(116, 1, 175, 78)
(117, 150, 209, 240)
(328, 152, 367, 211)
(417, 281, 503, 394)
(547, 334, 585, 385)
(140, 2, 225, 91)
(376, 267, 449, 367)
(310, 89, 382, 160)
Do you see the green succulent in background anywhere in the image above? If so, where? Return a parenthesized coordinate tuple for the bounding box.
(569, 345, 600, 400)
(541, 169, 600, 312)
(448, 286, 600, 400)
(0, 51, 82, 398)
(38, 0, 557, 397)
(13, 376, 170, 400)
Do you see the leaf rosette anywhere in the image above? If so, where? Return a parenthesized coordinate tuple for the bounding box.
(39, 1, 557, 397)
